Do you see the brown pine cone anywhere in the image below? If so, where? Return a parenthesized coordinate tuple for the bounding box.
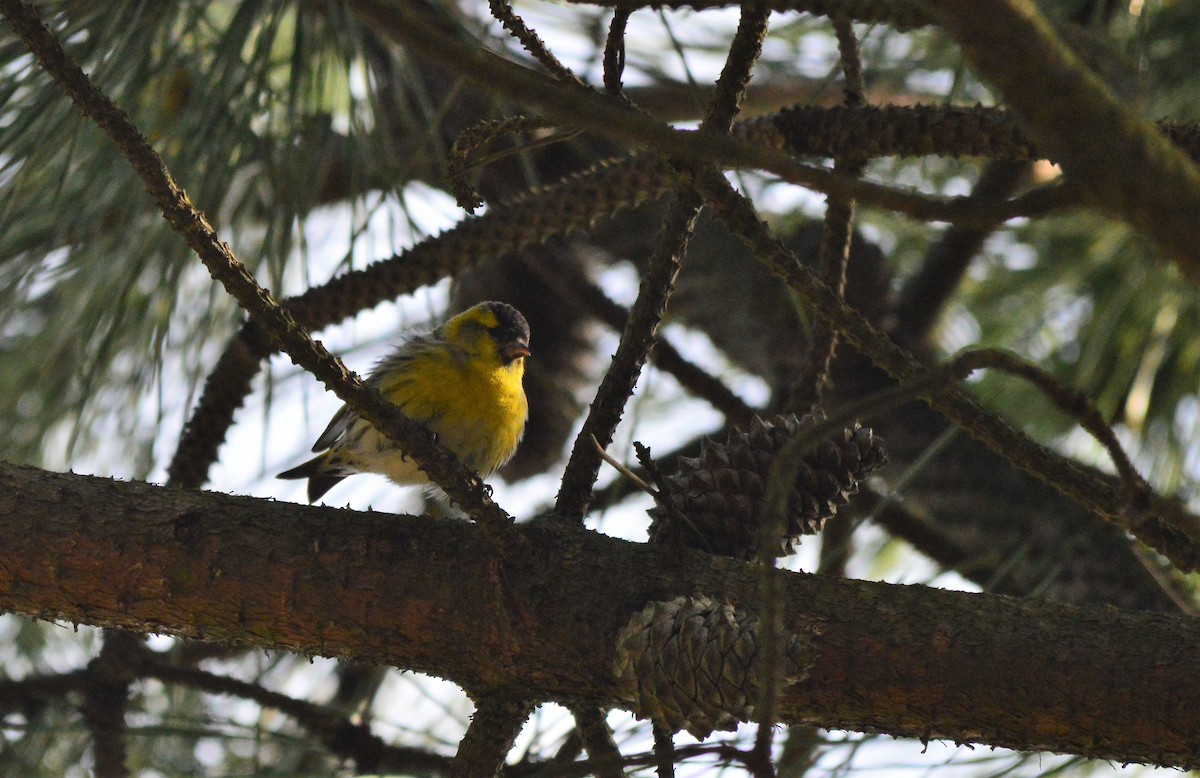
(648, 414, 887, 559)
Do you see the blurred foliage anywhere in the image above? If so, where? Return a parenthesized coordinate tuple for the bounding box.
(0, 0, 436, 474)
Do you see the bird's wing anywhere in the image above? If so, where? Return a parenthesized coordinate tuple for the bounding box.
(309, 338, 430, 453)
(312, 404, 358, 452)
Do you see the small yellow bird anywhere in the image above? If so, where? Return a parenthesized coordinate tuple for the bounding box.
(279, 301, 530, 502)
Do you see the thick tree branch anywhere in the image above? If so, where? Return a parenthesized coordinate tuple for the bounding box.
(2, 463, 1200, 768)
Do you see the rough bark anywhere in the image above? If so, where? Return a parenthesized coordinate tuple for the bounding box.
(1, 462, 1198, 768)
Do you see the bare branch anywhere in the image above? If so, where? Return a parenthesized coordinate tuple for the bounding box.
(146, 662, 450, 775)
(790, 17, 867, 413)
(350, 0, 1079, 226)
(80, 632, 145, 778)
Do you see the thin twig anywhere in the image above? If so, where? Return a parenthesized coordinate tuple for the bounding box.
(555, 189, 701, 520)
(552, 0, 772, 522)
(593, 434, 656, 496)
(791, 16, 867, 414)
(546, 729, 584, 764)
(541, 430, 717, 521)
(81, 632, 147, 778)
(702, 0, 771, 135)
(862, 489, 972, 568)
(528, 257, 757, 425)
(351, 0, 1082, 227)
(489, 0, 586, 86)
(448, 115, 549, 212)
(950, 348, 1148, 505)
(146, 661, 449, 774)
(833, 17, 866, 106)
(0, 669, 89, 712)
(557, 0, 935, 29)
(769, 347, 1149, 537)
(892, 159, 1031, 345)
(754, 16, 861, 770)
(604, 8, 633, 96)
(633, 441, 673, 494)
(166, 153, 678, 491)
(508, 741, 747, 777)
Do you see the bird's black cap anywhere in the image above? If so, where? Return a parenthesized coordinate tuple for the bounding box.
(482, 301, 531, 350)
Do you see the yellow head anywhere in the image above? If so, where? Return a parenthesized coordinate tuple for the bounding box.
(441, 301, 532, 372)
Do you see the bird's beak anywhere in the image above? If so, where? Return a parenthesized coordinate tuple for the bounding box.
(501, 341, 531, 363)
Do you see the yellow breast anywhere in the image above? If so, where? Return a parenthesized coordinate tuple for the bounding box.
(377, 348, 528, 477)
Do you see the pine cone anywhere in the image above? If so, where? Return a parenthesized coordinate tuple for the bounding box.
(647, 414, 887, 559)
(612, 595, 816, 739)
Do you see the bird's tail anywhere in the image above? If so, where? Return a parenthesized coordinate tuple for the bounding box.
(278, 454, 346, 503)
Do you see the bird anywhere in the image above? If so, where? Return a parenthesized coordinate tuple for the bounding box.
(279, 301, 530, 502)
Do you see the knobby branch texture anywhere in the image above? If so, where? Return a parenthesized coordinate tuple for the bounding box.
(789, 15, 868, 414)
(167, 91, 1200, 493)
(555, 0, 770, 520)
(554, 191, 701, 520)
(564, 0, 935, 30)
(2, 462, 1200, 768)
(450, 695, 535, 778)
(355, 0, 1200, 276)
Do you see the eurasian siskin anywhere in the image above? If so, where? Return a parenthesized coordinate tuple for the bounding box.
(279, 301, 530, 502)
